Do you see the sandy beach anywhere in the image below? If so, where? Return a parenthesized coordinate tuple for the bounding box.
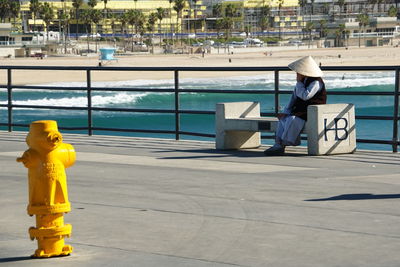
(1, 46, 400, 85)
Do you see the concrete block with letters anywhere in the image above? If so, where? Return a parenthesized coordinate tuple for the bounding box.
(307, 104, 356, 155)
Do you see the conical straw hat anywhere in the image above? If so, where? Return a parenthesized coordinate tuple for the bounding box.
(288, 56, 323, 77)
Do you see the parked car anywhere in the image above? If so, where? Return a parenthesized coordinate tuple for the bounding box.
(134, 42, 147, 48)
(228, 41, 247, 48)
(213, 42, 226, 48)
(288, 39, 304, 45)
(244, 38, 264, 47)
(203, 40, 215, 46)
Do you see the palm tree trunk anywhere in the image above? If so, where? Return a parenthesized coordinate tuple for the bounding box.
(87, 26, 90, 53)
(76, 9, 79, 40)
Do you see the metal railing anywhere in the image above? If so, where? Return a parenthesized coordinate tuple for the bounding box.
(0, 65, 399, 152)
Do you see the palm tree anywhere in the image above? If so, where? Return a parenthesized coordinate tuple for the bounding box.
(168, 0, 174, 43)
(277, 0, 284, 40)
(334, 23, 345, 47)
(39, 2, 54, 41)
(338, 0, 345, 16)
(147, 12, 157, 52)
(323, 3, 329, 14)
(103, 0, 107, 35)
(91, 9, 102, 51)
(388, 5, 397, 16)
(87, 0, 97, 43)
(30, 0, 41, 32)
(72, 0, 84, 39)
(126, 9, 145, 51)
(310, 0, 315, 15)
(80, 9, 92, 52)
(0, 0, 10, 23)
(225, 3, 236, 17)
(9, 0, 21, 29)
(259, 5, 270, 35)
(305, 21, 314, 48)
(108, 12, 117, 40)
(193, 0, 199, 34)
(88, 0, 97, 9)
(298, 0, 307, 15)
(212, 3, 223, 17)
(319, 19, 327, 38)
(59, 8, 70, 53)
(173, 0, 185, 44)
(215, 18, 223, 36)
(118, 12, 129, 50)
(357, 13, 369, 47)
(156, 7, 166, 46)
(222, 16, 233, 41)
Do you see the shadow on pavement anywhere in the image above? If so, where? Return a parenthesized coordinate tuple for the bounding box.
(0, 256, 32, 263)
(305, 193, 400, 201)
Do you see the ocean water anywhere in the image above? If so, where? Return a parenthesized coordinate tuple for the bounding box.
(0, 71, 398, 151)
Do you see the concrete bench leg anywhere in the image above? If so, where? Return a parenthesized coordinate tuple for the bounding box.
(307, 104, 356, 155)
(215, 102, 261, 150)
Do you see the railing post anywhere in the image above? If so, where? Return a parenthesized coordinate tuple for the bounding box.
(393, 69, 399, 152)
(87, 70, 93, 136)
(7, 68, 12, 132)
(174, 70, 180, 140)
(274, 70, 280, 115)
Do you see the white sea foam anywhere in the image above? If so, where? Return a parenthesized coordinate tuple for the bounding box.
(0, 92, 147, 107)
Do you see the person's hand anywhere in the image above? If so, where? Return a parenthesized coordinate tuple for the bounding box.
(277, 113, 287, 120)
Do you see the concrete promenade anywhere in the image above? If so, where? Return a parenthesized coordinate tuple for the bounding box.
(1, 130, 399, 267)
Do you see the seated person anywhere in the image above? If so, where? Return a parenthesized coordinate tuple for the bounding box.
(264, 56, 326, 156)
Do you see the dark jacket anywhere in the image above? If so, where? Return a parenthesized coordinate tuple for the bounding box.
(292, 77, 326, 120)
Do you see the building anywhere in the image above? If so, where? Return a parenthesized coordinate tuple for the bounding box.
(15, 0, 206, 36)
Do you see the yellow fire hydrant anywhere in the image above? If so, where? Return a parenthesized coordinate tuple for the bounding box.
(17, 120, 75, 258)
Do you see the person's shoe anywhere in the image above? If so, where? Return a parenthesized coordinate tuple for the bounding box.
(264, 144, 285, 156)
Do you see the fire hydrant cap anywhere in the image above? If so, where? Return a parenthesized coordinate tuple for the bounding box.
(30, 120, 59, 133)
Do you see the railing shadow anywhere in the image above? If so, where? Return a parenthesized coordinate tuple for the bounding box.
(305, 193, 400, 201)
(0, 256, 32, 263)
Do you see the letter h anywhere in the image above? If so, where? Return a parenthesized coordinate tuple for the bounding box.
(324, 118, 349, 141)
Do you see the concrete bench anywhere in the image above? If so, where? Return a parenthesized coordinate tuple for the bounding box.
(215, 101, 356, 155)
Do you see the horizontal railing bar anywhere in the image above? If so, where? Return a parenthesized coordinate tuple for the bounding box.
(1, 65, 399, 72)
(3, 86, 90, 91)
(91, 87, 174, 92)
(91, 107, 175, 113)
(179, 89, 278, 94)
(328, 91, 395, 96)
(0, 123, 29, 128)
(178, 131, 215, 138)
(92, 127, 176, 134)
(58, 127, 89, 131)
(178, 110, 215, 115)
(0, 85, 176, 92)
(356, 139, 399, 145)
(356, 115, 394, 120)
(11, 105, 88, 110)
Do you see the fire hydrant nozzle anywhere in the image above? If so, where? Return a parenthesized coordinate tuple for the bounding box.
(17, 120, 75, 258)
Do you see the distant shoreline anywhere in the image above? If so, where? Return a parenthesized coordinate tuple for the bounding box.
(1, 46, 399, 85)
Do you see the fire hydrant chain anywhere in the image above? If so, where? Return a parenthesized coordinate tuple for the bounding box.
(17, 120, 75, 258)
